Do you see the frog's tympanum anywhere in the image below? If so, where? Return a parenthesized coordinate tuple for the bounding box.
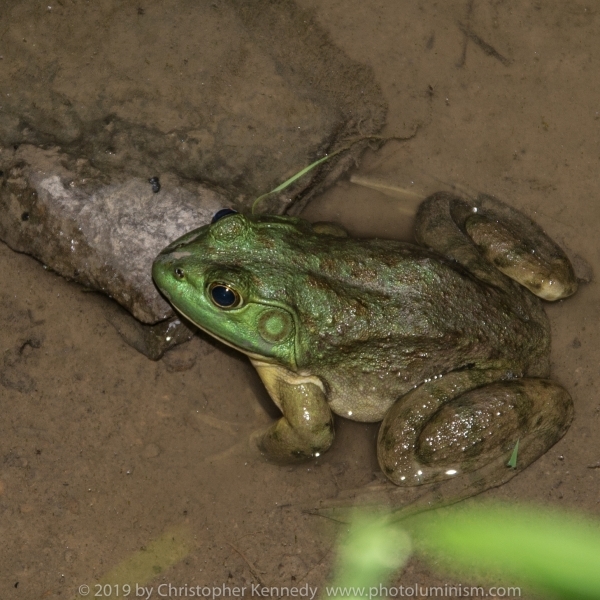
(153, 193, 577, 502)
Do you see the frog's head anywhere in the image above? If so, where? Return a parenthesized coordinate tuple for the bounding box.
(152, 211, 313, 369)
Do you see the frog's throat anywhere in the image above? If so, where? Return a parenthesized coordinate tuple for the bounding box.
(169, 305, 297, 367)
(249, 358, 325, 412)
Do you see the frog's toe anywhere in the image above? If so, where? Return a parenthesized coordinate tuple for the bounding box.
(378, 378, 573, 488)
(252, 423, 333, 464)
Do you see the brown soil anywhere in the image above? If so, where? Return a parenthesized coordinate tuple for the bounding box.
(2, 1, 599, 598)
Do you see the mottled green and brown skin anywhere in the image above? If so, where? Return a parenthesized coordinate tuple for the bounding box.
(153, 192, 576, 495)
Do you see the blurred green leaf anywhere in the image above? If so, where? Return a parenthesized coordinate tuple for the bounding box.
(405, 503, 600, 600)
(328, 513, 411, 600)
(507, 439, 519, 469)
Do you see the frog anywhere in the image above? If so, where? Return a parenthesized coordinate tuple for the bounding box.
(152, 192, 577, 506)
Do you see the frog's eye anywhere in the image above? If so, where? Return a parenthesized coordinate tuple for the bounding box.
(208, 282, 242, 309)
(211, 208, 238, 223)
(174, 267, 185, 280)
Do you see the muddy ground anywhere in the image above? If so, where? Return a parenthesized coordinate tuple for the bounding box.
(2, 1, 599, 599)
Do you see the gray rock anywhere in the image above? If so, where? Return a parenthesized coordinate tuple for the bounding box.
(0, 144, 224, 324)
(103, 302, 197, 361)
(0, 0, 387, 356)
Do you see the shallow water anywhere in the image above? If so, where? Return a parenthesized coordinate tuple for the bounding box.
(1, 1, 599, 598)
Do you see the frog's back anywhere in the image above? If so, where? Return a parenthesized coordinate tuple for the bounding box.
(285, 234, 550, 381)
(281, 236, 548, 422)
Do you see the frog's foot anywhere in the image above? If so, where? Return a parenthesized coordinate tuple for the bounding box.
(309, 451, 532, 523)
(415, 192, 578, 300)
(378, 373, 573, 490)
(311, 372, 573, 522)
(253, 403, 334, 464)
(309, 476, 444, 523)
(251, 361, 334, 463)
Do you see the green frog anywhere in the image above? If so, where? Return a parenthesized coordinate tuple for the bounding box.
(152, 192, 577, 504)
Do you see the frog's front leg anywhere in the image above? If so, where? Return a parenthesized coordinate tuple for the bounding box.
(378, 370, 573, 487)
(251, 360, 334, 462)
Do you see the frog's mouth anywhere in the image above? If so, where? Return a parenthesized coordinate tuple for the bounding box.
(171, 304, 268, 361)
(170, 304, 297, 369)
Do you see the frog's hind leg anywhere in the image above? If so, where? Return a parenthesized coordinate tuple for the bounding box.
(415, 192, 577, 300)
(378, 371, 573, 494)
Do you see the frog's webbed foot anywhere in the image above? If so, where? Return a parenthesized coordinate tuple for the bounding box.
(312, 371, 573, 521)
(309, 478, 443, 523)
(415, 192, 578, 300)
(378, 371, 573, 490)
(309, 458, 523, 524)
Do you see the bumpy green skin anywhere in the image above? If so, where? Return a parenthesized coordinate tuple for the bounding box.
(153, 192, 576, 490)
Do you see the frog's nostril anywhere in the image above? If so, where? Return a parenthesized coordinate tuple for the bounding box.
(174, 267, 185, 279)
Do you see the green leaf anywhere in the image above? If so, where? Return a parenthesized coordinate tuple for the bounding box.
(327, 513, 412, 600)
(507, 439, 519, 469)
(406, 503, 600, 600)
(251, 149, 346, 214)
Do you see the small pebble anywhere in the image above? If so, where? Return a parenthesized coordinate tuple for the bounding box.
(163, 345, 197, 372)
(148, 176, 161, 193)
(141, 443, 161, 459)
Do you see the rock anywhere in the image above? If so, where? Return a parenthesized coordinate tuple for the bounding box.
(104, 306, 196, 362)
(0, 0, 387, 355)
(162, 343, 198, 373)
(0, 144, 224, 324)
(140, 444, 161, 459)
(1, 0, 386, 211)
